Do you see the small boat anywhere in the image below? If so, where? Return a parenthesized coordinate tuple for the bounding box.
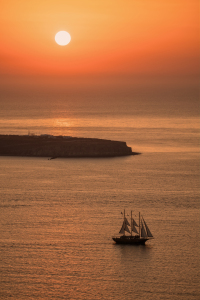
(112, 209, 154, 245)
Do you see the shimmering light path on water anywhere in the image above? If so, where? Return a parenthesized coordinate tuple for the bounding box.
(0, 87, 199, 299)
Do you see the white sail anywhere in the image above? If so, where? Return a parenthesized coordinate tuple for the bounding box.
(132, 218, 139, 227)
(125, 217, 130, 226)
(143, 218, 153, 237)
(119, 226, 125, 234)
(119, 220, 130, 234)
(125, 223, 130, 233)
(141, 221, 147, 238)
(132, 224, 139, 234)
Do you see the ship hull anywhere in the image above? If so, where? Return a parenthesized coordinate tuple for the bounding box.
(112, 236, 148, 245)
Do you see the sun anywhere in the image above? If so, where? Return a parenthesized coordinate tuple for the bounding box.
(55, 31, 71, 46)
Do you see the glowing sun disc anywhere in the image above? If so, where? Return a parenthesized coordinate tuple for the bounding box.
(55, 31, 71, 46)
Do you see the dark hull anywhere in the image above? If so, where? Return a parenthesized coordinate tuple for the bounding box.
(112, 236, 148, 245)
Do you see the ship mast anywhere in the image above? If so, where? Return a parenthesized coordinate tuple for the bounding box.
(124, 208, 125, 235)
(131, 210, 132, 236)
(139, 212, 140, 238)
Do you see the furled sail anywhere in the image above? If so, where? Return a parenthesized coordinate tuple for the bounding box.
(141, 221, 147, 238)
(143, 217, 153, 237)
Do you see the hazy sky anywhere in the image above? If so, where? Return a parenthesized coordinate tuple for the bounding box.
(0, 0, 199, 89)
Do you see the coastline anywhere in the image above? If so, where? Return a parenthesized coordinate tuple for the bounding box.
(0, 134, 140, 158)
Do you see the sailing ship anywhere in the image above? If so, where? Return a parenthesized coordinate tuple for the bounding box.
(112, 209, 154, 245)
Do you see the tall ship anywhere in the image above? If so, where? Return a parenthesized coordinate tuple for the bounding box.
(112, 209, 154, 245)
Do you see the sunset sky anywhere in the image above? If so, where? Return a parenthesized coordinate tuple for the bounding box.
(0, 0, 199, 89)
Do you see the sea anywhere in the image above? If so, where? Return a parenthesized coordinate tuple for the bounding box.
(0, 85, 199, 300)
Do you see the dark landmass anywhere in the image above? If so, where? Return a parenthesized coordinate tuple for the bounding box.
(0, 135, 140, 158)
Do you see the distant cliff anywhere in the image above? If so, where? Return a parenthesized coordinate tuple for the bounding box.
(0, 135, 140, 158)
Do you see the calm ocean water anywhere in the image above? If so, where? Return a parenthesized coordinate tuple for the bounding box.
(0, 87, 199, 299)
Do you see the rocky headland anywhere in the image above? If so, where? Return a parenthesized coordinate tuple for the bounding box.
(0, 134, 140, 158)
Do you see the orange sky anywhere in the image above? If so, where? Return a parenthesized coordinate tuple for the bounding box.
(0, 0, 199, 87)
